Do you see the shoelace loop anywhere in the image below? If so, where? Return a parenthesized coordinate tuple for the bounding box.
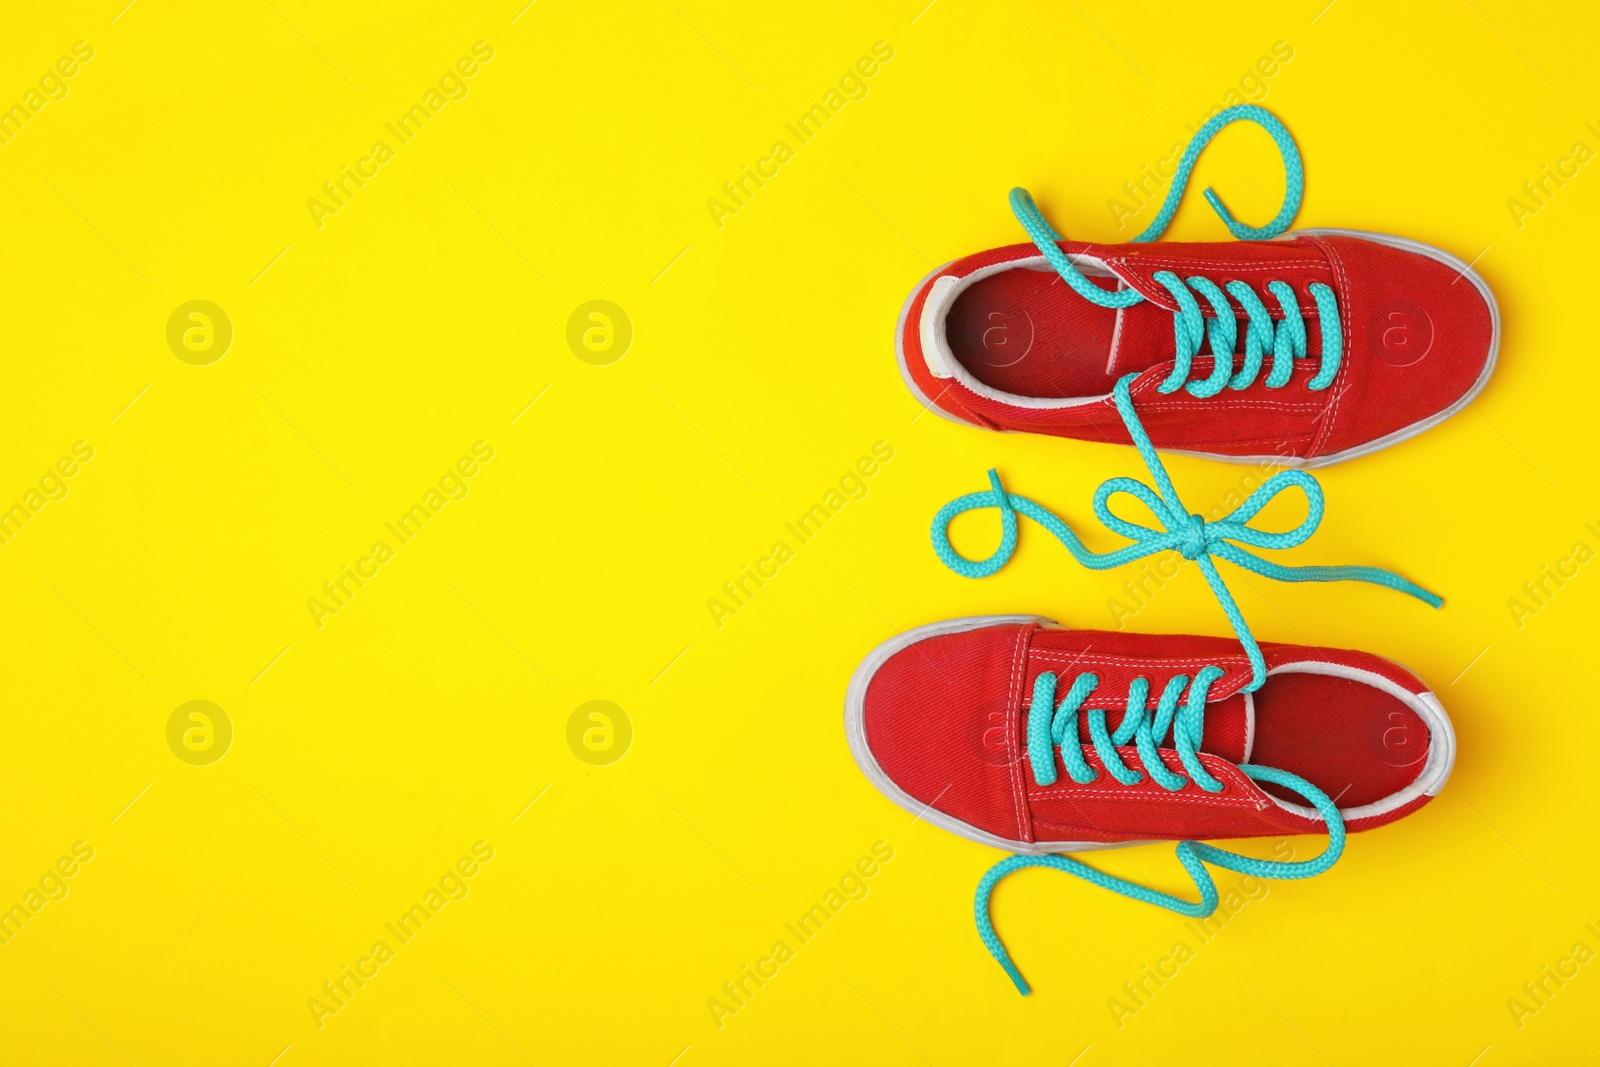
(1008, 105, 1342, 394)
(976, 764, 1345, 996)
(931, 376, 1442, 692)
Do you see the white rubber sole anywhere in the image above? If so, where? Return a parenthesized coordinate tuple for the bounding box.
(893, 229, 1500, 468)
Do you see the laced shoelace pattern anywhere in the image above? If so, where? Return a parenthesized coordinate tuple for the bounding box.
(1008, 104, 1342, 395)
(1028, 669, 1224, 791)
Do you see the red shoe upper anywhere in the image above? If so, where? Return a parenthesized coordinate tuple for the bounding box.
(846, 617, 1454, 850)
(898, 231, 1497, 465)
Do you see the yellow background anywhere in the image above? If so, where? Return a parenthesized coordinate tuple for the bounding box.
(1, 0, 1595, 1062)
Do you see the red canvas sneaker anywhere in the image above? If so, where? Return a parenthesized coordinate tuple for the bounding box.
(846, 616, 1452, 849)
(897, 106, 1498, 466)
(844, 615, 1454, 992)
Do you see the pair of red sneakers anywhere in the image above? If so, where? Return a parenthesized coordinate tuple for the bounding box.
(846, 107, 1495, 992)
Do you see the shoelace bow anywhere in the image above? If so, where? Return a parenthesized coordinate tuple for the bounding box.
(1009, 104, 1341, 395)
(930, 376, 1440, 994)
(933, 375, 1442, 691)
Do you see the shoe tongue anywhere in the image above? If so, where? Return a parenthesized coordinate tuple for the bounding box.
(1057, 245, 1180, 380)
(1106, 298, 1184, 378)
(1025, 628, 1255, 765)
(1187, 690, 1250, 764)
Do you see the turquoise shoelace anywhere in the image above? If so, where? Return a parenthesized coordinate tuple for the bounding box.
(929, 375, 1440, 994)
(1009, 104, 1341, 395)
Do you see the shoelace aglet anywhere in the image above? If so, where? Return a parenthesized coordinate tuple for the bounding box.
(1202, 186, 1238, 232)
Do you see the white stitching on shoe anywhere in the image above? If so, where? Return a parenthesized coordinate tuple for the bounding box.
(1006, 625, 1032, 842)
